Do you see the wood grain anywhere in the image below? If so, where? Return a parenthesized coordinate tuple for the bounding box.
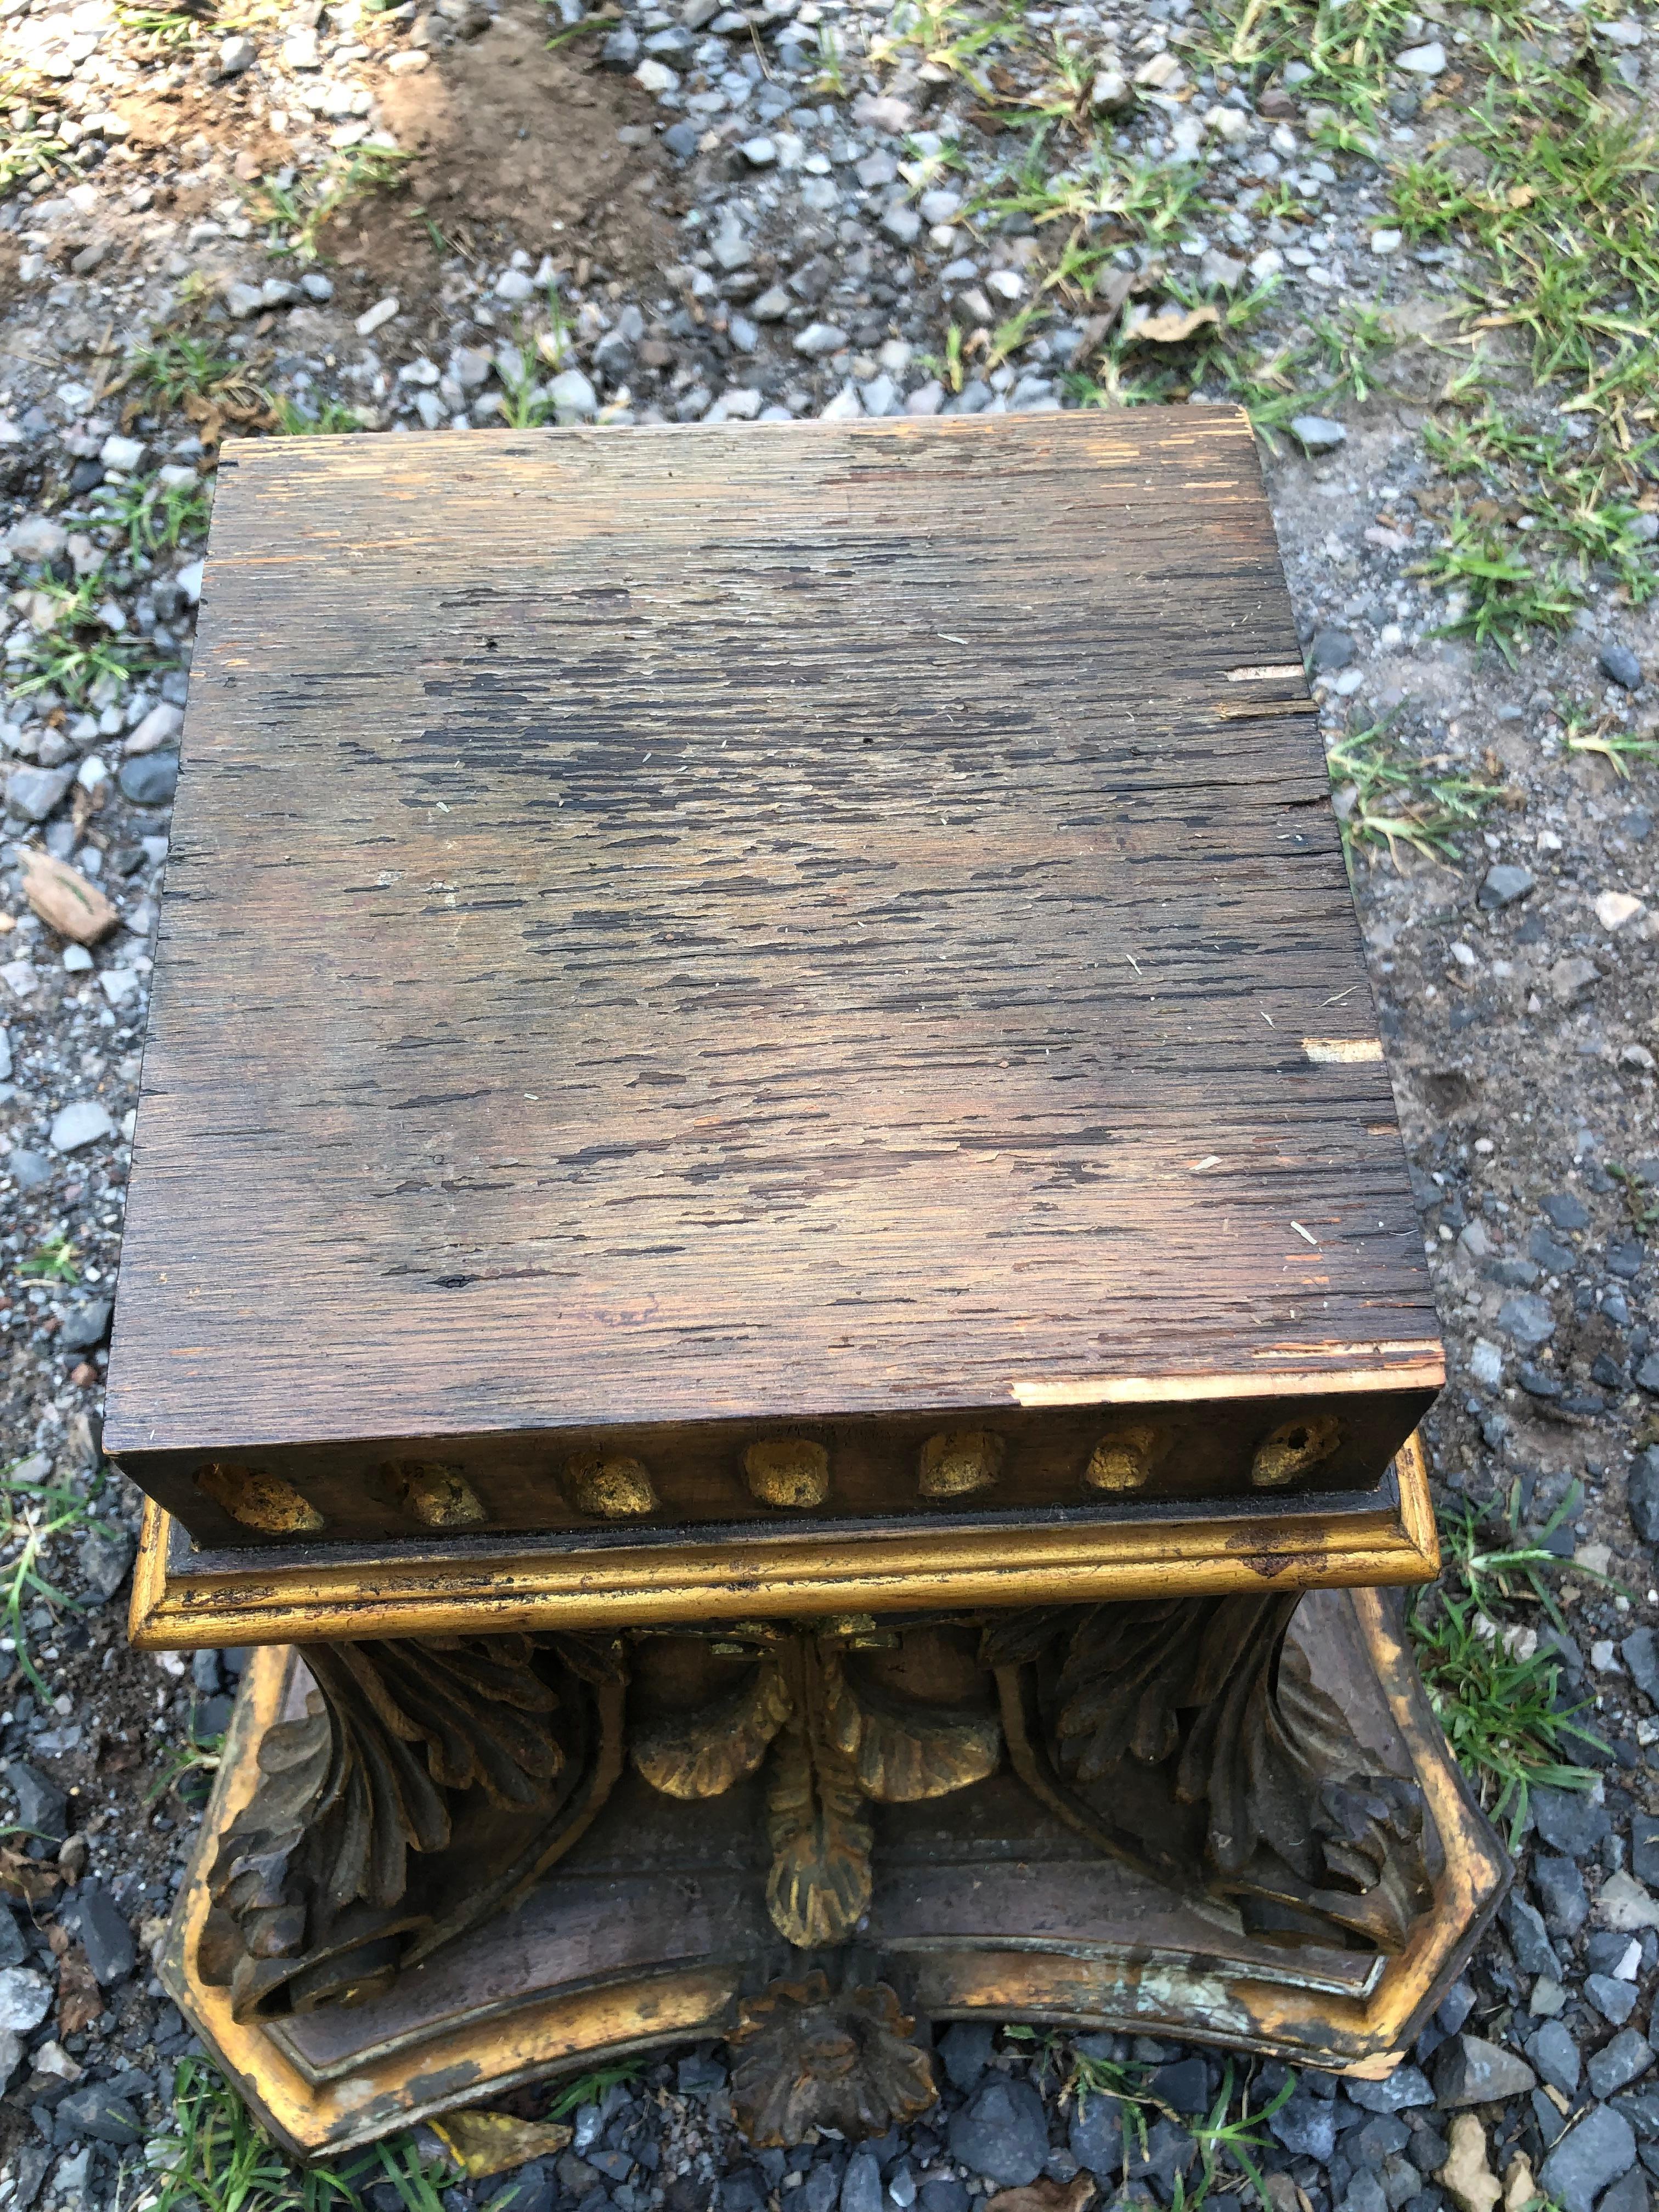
(104, 412, 1441, 1546)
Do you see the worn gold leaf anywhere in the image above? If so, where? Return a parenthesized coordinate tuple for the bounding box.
(765, 1707, 874, 1946)
(430, 2111, 574, 2179)
(850, 1687, 1001, 1802)
(631, 1658, 792, 1798)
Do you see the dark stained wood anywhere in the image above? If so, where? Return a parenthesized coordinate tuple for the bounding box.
(105, 413, 1441, 1548)
(161, 1590, 1508, 2159)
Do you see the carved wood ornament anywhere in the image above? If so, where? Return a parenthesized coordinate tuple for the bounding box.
(198, 1593, 1435, 2136)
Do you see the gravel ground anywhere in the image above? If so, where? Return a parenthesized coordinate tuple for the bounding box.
(1, 0, 1658, 2201)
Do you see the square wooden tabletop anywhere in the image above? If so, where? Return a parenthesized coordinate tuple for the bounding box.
(103, 411, 1441, 1547)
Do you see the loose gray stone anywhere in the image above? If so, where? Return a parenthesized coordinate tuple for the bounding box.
(1542, 1190, 1590, 1231)
(6, 765, 75, 823)
(119, 753, 179, 806)
(55, 2083, 143, 2146)
(78, 1527, 134, 1600)
(1497, 1293, 1556, 1348)
(1264, 2084, 1335, 2161)
(1638, 1354, 1659, 1396)
(1527, 2020, 1582, 2096)
(8, 1150, 53, 1192)
(1396, 39, 1447, 70)
(1309, 628, 1356, 672)
(1480, 864, 1534, 910)
(1595, 2171, 1650, 2212)
(0, 1967, 51, 2033)
(1600, 642, 1643, 691)
(1504, 1892, 1562, 1977)
(1623, 1628, 1658, 1703)
(1535, 1855, 1590, 1936)
(840, 2149, 882, 2212)
(1632, 1451, 1659, 1541)
(1346, 2065, 1436, 2113)
(1432, 2034, 1537, 2107)
(1589, 2035, 1655, 2101)
(0, 1906, 23, 1970)
(947, 2076, 1050, 2187)
(1533, 1786, 1611, 1857)
(1539, 2104, 1638, 2212)
(58, 1299, 111, 1350)
(1588, 1977, 1641, 2028)
(59, 1883, 136, 1986)
(794, 323, 849, 357)
(549, 370, 599, 421)
(49, 1099, 115, 1153)
(1342, 2175, 1389, 2212)
(1291, 414, 1346, 452)
(219, 32, 255, 71)
(4, 1759, 66, 1839)
(1071, 2091, 1129, 2175)
(938, 2021, 995, 2091)
(1549, 954, 1601, 1005)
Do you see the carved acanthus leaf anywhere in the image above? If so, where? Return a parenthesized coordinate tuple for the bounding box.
(631, 1658, 793, 1799)
(766, 1644, 873, 1947)
(730, 1972, 938, 2147)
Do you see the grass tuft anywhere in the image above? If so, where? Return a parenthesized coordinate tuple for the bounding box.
(0, 1457, 117, 1700)
(149, 2058, 458, 2212)
(1409, 1482, 1612, 1846)
(1325, 716, 1503, 867)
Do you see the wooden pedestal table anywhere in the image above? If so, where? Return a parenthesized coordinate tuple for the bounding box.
(106, 414, 1508, 2162)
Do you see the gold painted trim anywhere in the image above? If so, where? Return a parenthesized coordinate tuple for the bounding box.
(130, 1435, 1439, 1651)
(157, 1566, 1503, 2164)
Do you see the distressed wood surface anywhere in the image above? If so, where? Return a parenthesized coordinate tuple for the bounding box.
(104, 412, 1441, 1543)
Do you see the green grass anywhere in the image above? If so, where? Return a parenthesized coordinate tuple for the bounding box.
(868, 0, 1026, 93)
(95, 473, 214, 560)
(1199, 0, 1422, 127)
(0, 87, 65, 197)
(13, 577, 153, 706)
(272, 395, 364, 435)
(1409, 1485, 1611, 1846)
(837, 0, 1659, 657)
(1415, 507, 1582, 664)
(0, 1458, 117, 1700)
(544, 2062, 643, 2119)
(131, 333, 241, 410)
(1561, 708, 1659, 781)
(1325, 716, 1503, 867)
(115, 0, 214, 44)
(146, 1718, 225, 1812)
(1005, 2029, 1294, 2212)
(149, 2059, 458, 2212)
(254, 145, 415, 262)
(19, 1234, 79, 1286)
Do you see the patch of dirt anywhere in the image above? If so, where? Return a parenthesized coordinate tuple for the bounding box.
(324, 10, 680, 326)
